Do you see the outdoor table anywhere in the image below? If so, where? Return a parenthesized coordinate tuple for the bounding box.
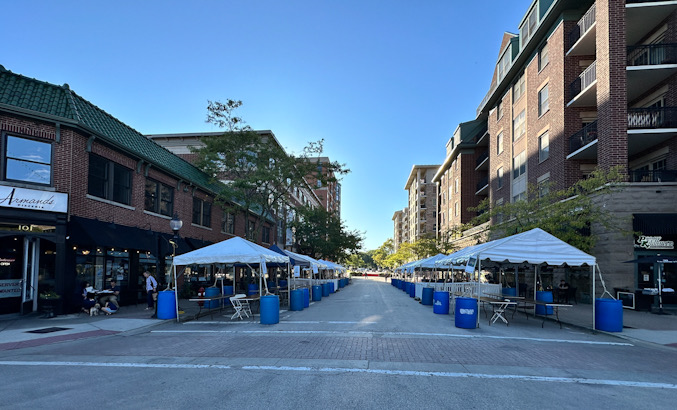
(478, 297, 518, 325)
(189, 294, 234, 320)
(513, 298, 573, 328)
(239, 295, 261, 317)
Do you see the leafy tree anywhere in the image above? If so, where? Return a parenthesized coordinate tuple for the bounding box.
(386, 242, 415, 268)
(192, 99, 348, 241)
(290, 205, 363, 261)
(346, 252, 374, 269)
(468, 167, 626, 252)
(372, 239, 394, 268)
(410, 235, 457, 259)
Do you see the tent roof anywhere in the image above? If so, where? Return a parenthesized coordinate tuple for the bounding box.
(285, 249, 327, 269)
(269, 245, 310, 267)
(173, 236, 289, 266)
(319, 259, 345, 272)
(436, 228, 596, 267)
(408, 253, 448, 270)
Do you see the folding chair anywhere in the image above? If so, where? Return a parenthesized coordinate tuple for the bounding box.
(230, 294, 252, 320)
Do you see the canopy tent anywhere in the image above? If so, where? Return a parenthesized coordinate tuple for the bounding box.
(395, 260, 416, 273)
(435, 228, 598, 328)
(319, 259, 346, 273)
(408, 253, 448, 269)
(269, 245, 311, 267)
(171, 236, 290, 322)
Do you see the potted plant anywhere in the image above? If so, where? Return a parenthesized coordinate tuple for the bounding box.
(39, 290, 62, 318)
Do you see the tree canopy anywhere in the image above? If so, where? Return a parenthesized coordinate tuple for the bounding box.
(290, 205, 363, 262)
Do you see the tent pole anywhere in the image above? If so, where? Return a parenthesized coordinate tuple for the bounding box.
(174, 264, 179, 323)
(476, 258, 481, 329)
(592, 264, 596, 330)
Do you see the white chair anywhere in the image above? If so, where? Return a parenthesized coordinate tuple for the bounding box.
(230, 294, 251, 320)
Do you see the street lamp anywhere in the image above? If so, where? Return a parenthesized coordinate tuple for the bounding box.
(164, 213, 182, 321)
(170, 213, 183, 238)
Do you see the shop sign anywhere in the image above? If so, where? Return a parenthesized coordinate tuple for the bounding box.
(0, 186, 67, 213)
(635, 235, 675, 250)
(0, 279, 22, 298)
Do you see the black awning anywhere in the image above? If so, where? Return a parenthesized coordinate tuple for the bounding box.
(633, 214, 677, 236)
(186, 237, 213, 250)
(69, 216, 157, 252)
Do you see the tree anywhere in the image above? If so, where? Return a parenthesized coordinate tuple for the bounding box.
(410, 235, 457, 259)
(346, 252, 374, 269)
(290, 205, 363, 261)
(468, 167, 626, 252)
(191, 99, 349, 242)
(372, 239, 394, 268)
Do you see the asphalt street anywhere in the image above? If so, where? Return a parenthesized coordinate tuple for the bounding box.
(1, 277, 676, 409)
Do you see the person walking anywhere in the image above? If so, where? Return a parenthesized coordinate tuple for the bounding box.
(143, 271, 158, 310)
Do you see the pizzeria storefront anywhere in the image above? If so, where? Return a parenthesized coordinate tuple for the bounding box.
(0, 186, 67, 315)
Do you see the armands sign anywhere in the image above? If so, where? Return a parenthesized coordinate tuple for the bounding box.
(635, 235, 675, 250)
(0, 186, 67, 213)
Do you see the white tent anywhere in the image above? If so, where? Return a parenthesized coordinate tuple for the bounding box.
(171, 236, 290, 321)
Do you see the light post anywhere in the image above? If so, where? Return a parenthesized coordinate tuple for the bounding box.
(158, 214, 182, 320)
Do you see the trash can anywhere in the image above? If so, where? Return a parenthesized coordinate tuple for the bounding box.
(322, 283, 330, 297)
(535, 291, 553, 315)
(502, 288, 517, 297)
(290, 289, 304, 311)
(302, 287, 310, 308)
(433, 291, 450, 314)
(205, 287, 220, 309)
(260, 295, 280, 325)
(455, 297, 477, 329)
(409, 283, 416, 298)
(312, 285, 322, 301)
(329, 282, 335, 294)
(421, 288, 434, 305)
(248, 283, 259, 296)
(595, 298, 623, 332)
(279, 280, 288, 289)
(222, 285, 234, 306)
(157, 291, 177, 320)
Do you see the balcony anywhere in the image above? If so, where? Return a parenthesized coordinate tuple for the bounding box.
(627, 1, 677, 46)
(475, 150, 489, 170)
(567, 121, 598, 160)
(567, 2, 596, 56)
(628, 107, 677, 155)
(627, 44, 677, 102)
(568, 61, 596, 107)
(475, 176, 489, 196)
(630, 169, 677, 183)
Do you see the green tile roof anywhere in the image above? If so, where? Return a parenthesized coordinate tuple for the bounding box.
(0, 65, 219, 192)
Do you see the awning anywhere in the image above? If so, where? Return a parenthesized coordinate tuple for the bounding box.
(69, 216, 157, 252)
(633, 213, 677, 236)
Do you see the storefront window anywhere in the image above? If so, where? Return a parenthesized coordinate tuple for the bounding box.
(5, 135, 52, 185)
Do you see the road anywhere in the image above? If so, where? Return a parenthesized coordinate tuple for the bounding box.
(1, 278, 675, 409)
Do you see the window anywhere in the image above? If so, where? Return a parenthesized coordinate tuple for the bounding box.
(262, 226, 271, 243)
(192, 197, 211, 227)
(4, 135, 52, 185)
(538, 85, 549, 116)
(497, 101, 503, 120)
(497, 167, 504, 189)
(539, 132, 550, 162)
(513, 151, 527, 179)
(497, 132, 504, 155)
(495, 198, 505, 224)
(88, 154, 131, 205)
(513, 74, 525, 102)
(223, 212, 235, 234)
(538, 177, 550, 197)
(539, 43, 549, 71)
(513, 192, 527, 202)
(246, 220, 256, 241)
(144, 180, 173, 216)
(455, 201, 459, 217)
(513, 110, 526, 141)
(497, 47, 512, 82)
(455, 178, 459, 194)
(520, 6, 538, 49)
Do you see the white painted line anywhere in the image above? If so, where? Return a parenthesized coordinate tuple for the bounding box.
(0, 361, 231, 370)
(152, 329, 633, 346)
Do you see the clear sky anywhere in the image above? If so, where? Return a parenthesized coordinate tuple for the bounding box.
(4, 0, 533, 251)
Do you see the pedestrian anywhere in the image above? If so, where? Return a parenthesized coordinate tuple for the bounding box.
(143, 271, 158, 310)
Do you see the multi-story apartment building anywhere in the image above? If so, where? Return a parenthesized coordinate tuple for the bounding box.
(392, 208, 409, 251)
(404, 165, 440, 242)
(307, 156, 341, 218)
(449, 0, 677, 303)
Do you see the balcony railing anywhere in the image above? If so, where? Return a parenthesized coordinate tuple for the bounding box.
(476, 151, 489, 167)
(569, 120, 598, 153)
(627, 0, 672, 3)
(628, 107, 677, 129)
(628, 43, 677, 66)
(569, 61, 596, 99)
(567, 2, 596, 50)
(630, 169, 677, 182)
(476, 176, 489, 192)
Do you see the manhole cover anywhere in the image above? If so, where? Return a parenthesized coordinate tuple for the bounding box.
(25, 327, 71, 334)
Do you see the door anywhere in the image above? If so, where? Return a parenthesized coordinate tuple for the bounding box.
(21, 237, 40, 314)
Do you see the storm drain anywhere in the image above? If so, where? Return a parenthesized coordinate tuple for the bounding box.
(25, 327, 71, 334)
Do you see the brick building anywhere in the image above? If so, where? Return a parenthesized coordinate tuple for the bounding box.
(404, 165, 440, 242)
(0, 66, 277, 315)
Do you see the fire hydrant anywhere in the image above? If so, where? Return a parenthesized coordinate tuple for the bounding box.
(198, 286, 205, 307)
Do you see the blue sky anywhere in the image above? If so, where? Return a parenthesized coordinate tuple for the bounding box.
(4, 0, 533, 250)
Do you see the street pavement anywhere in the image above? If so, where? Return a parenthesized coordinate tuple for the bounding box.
(0, 277, 676, 409)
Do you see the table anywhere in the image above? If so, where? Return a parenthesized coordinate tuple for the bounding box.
(230, 295, 260, 320)
(513, 298, 573, 328)
(484, 298, 518, 325)
(188, 294, 234, 320)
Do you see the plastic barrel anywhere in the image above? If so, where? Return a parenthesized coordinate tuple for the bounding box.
(157, 291, 177, 320)
(312, 285, 322, 301)
(421, 288, 434, 305)
(322, 283, 330, 297)
(290, 289, 304, 311)
(302, 287, 310, 308)
(535, 291, 554, 315)
(455, 297, 478, 329)
(329, 282, 335, 294)
(222, 285, 234, 306)
(339, 279, 345, 288)
(397, 280, 403, 290)
(248, 284, 259, 296)
(260, 295, 280, 324)
(502, 288, 517, 297)
(279, 280, 288, 289)
(267, 281, 276, 290)
(409, 283, 416, 298)
(433, 291, 450, 314)
(595, 298, 623, 332)
(205, 287, 220, 309)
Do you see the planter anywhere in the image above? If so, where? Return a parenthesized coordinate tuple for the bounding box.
(39, 298, 62, 318)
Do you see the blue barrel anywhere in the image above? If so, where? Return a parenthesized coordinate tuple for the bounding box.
(402, 282, 408, 292)
(322, 283, 330, 297)
(312, 285, 322, 301)
(205, 287, 220, 308)
(157, 291, 177, 320)
(222, 285, 234, 306)
(302, 287, 310, 308)
(433, 291, 450, 314)
(267, 281, 276, 290)
(409, 283, 416, 298)
(422, 288, 434, 305)
(329, 282, 335, 293)
(260, 295, 280, 324)
(339, 279, 345, 288)
(455, 297, 478, 329)
(290, 289, 304, 311)
(502, 288, 517, 297)
(535, 291, 554, 315)
(279, 280, 288, 289)
(392, 279, 397, 287)
(595, 298, 623, 332)
(397, 280, 404, 290)
(248, 283, 259, 296)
